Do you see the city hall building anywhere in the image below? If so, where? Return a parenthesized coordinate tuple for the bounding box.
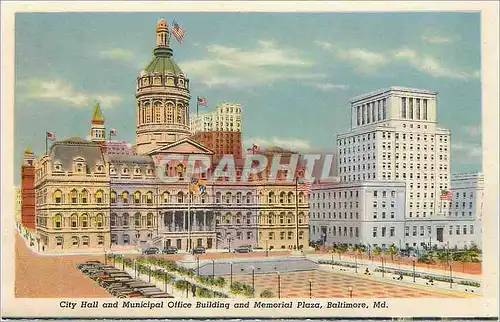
(32, 19, 310, 252)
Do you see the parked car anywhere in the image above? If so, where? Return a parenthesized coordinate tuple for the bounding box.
(148, 293, 175, 298)
(234, 245, 252, 253)
(191, 247, 206, 254)
(162, 246, 179, 254)
(142, 247, 160, 255)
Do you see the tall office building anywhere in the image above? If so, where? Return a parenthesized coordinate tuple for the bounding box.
(190, 103, 243, 161)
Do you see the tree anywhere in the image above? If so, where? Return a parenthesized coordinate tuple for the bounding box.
(260, 290, 274, 298)
(387, 244, 399, 261)
(373, 246, 383, 258)
(353, 244, 366, 260)
(337, 244, 349, 260)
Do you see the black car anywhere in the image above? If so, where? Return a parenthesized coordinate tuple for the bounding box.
(142, 247, 160, 255)
(191, 247, 206, 254)
(162, 246, 178, 254)
(234, 246, 252, 253)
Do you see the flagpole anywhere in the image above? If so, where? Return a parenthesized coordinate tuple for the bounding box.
(45, 133, 48, 155)
(196, 97, 199, 116)
(295, 177, 299, 251)
(187, 181, 191, 253)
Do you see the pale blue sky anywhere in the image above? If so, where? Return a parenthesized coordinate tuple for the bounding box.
(14, 12, 482, 185)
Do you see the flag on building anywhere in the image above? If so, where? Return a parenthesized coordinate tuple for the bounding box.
(440, 189, 452, 201)
(110, 128, 117, 136)
(46, 132, 56, 141)
(297, 177, 313, 193)
(246, 144, 260, 154)
(197, 96, 207, 106)
(171, 20, 185, 43)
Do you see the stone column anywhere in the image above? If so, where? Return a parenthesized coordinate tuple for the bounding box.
(203, 211, 207, 232)
(171, 212, 175, 232)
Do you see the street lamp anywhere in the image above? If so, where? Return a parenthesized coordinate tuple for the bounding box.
(412, 260, 416, 282)
(134, 259, 137, 279)
(122, 255, 125, 271)
(251, 266, 255, 298)
(230, 261, 233, 286)
(449, 265, 453, 289)
(277, 272, 281, 299)
(348, 285, 353, 298)
(104, 249, 107, 265)
(354, 254, 358, 274)
(381, 255, 385, 278)
(265, 239, 269, 257)
(148, 266, 151, 282)
(196, 256, 200, 276)
(309, 279, 313, 298)
(211, 259, 215, 279)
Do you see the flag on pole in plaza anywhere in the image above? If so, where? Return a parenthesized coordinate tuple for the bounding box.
(110, 128, 117, 136)
(440, 189, 453, 201)
(46, 132, 56, 141)
(189, 177, 207, 194)
(197, 96, 207, 106)
(171, 20, 185, 44)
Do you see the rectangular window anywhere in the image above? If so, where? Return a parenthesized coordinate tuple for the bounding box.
(416, 98, 421, 119)
(401, 97, 406, 118)
(381, 227, 386, 237)
(412, 226, 417, 236)
(409, 98, 413, 119)
(383, 99, 387, 119)
(372, 227, 377, 238)
(390, 227, 395, 237)
(423, 99, 428, 120)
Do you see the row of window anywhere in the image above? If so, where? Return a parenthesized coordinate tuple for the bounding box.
(266, 231, 304, 240)
(109, 166, 154, 176)
(310, 212, 360, 220)
(52, 214, 105, 229)
(355, 98, 388, 126)
(311, 201, 360, 210)
(401, 97, 429, 120)
(54, 235, 105, 247)
(312, 225, 360, 238)
(110, 213, 155, 227)
(52, 189, 105, 204)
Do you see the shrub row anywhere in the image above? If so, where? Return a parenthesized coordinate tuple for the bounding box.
(318, 260, 358, 268)
(373, 268, 480, 287)
(230, 281, 254, 297)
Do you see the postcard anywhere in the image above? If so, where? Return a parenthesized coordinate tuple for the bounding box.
(1, 1, 498, 320)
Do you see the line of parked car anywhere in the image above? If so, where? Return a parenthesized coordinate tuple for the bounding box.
(77, 260, 173, 298)
(141, 245, 255, 255)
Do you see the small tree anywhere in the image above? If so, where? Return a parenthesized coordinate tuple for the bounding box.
(373, 246, 383, 259)
(260, 290, 274, 298)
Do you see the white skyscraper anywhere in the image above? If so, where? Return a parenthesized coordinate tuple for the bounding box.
(190, 103, 242, 134)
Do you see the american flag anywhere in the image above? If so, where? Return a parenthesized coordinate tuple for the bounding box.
(297, 177, 313, 192)
(440, 190, 453, 201)
(246, 144, 260, 154)
(46, 132, 56, 141)
(171, 20, 185, 44)
(197, 96, 207, 106)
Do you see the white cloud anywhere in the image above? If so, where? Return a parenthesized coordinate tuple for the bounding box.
(422, 35, 453, 44)
(463, 125, 482, 137)
(244, 137, 312, 151)
(307, 82, 349, 91)
(393, 48, 479, 80)
(452, 142, 482, 161)
(315, 40, 479, 80)
(98, 48, 135, 61)
(179, 40, 322, 88)
(18, 78, 122, 108)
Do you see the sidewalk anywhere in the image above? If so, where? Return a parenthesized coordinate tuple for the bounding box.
(307, 253, 481, 281)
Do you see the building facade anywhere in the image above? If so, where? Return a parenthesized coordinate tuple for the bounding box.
(190, 103, 243, 161)
(15, 187, 22, 223)
(329, 87, 479, 250)
(34, 138, 111, 250)
(21, 146, 36, 230)
(309, 181, 406, 249)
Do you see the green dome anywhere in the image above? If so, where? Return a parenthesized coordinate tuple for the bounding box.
(144, 47, 183, 75)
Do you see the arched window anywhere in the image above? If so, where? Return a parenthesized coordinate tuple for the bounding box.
(122, 191, 129, 204)
(162, 191, 170, 203)
(298, 192, 305, 203)
(110, 191, 117, 204)
(134, 191, 141, 204)
(246, 192, 252, 204)
(53, 190, 62, 203)
(236, 192, 242, 204)
(110, 213, 117, 227)
(147, 213, 153, 226)
(215, 192, 221, 203)
(268, 192, 275, 204)
(288, 192, 294, 203)
(122, 213, 129, 226)
(111, 234, 118, 245)
(146, 191, 153, 204)
(134, 213, 141, 227)
(95, 214, 104, 228)
(177, 192, 184, 203)
(97, 235, 104, 246)
(71, 214, 78, 228)
(71, 236, 79, 247)
(95, 190, 104, 204)
(225, 192, 231, 204)
(123, 234, 130, 245)
(54, 214, 62, 228)
(70, 189, 78, 204)
(279, 191, 286, 203)
(82, 236, 90, 246)
(224, 213, 231, 224)
(81, 214, 89, 228)
(81, 189, 89, 203)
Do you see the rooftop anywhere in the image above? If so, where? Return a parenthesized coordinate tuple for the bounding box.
(350, 86, 438, 103)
